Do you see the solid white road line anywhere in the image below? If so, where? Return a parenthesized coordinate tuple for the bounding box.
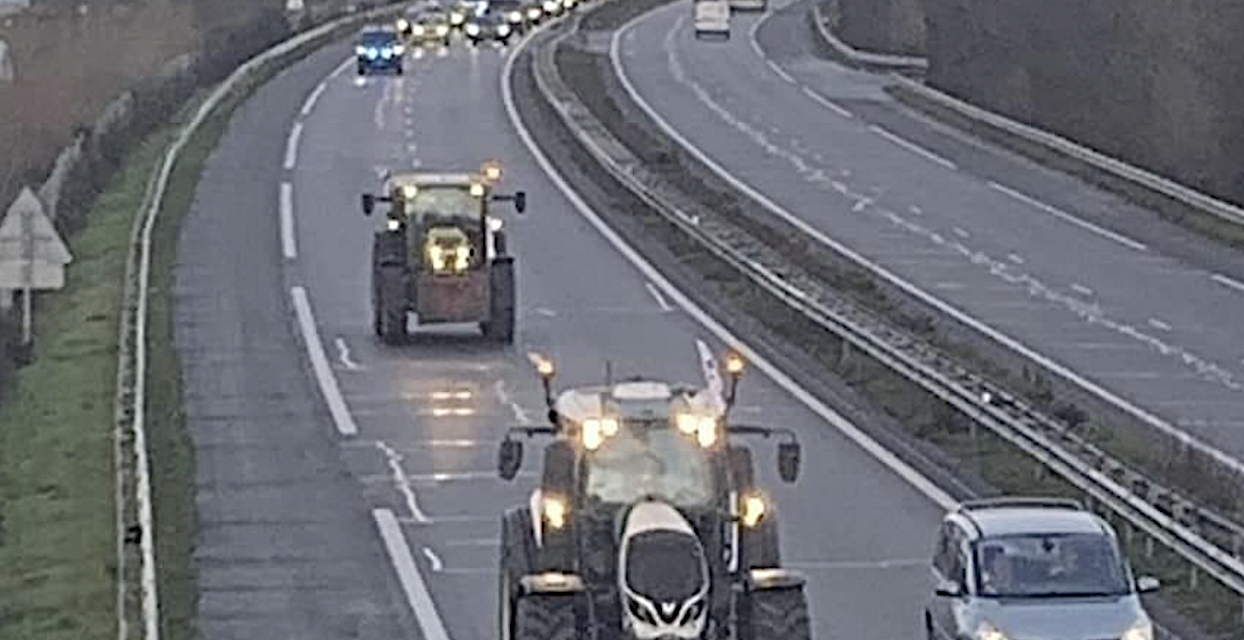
(646, 281, 673, 312)
(373, 509, 451, 640)
(283, 122, 303, 170)
(330, 56, 354, 79)
(799, 85, 854, 118)
(280, 182, 297, 259)
(602, 9, 1244, 477)
(988, 181, 1149, 252)
(1071, 283, 1095, 296)
(868, 125, 957, 170)
(504, 32, 957, 510)
(290, 286, 358, 436)
(1007, 253, 1025, 265)
(1211, 273, 1244, 294)
(300, 81, 328, 116)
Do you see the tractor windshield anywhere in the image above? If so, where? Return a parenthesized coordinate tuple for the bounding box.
(585, 423, 715, 507)
(403, 186, 483, 224)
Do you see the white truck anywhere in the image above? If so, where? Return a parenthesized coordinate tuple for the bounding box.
(693, 0, 730, 40)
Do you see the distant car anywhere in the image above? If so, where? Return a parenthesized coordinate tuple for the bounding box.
(488, 0, 528, 32)
(408, 10, 453, 46)
(692, 0, 730, 40)
(356, 28, 404, 75)
(926, 498, 1159, 640)
(464, 11, 514, 45)
(449, 0, 484, 29)
(519, 0, 544, 24)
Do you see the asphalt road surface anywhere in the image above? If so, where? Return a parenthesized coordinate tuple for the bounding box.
(614, 0, 1244, 470)
(178, 29, 951, 640)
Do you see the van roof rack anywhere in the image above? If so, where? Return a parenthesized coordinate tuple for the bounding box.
(955, 497, 1083, 513)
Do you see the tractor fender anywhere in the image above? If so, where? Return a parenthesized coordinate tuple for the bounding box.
(746, 568, 805, 591)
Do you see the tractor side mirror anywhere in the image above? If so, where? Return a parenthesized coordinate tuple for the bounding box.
(514, 191, 527, 214)
(777, 441, 801, 483)
(498, 439, 523, 480)
(362, 193, 375, 216)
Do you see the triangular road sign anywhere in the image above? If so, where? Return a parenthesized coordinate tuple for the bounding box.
(0, 187, 72, 265)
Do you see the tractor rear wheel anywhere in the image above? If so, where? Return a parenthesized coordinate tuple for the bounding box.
(512, 593, 576, 640)
(484, 257, 515, 343)
(499, 508, 537, 640)
(373, 265, 406, 345)
(745, 586, 810, 640)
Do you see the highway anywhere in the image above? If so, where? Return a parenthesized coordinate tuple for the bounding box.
(178, 27, 951, 640)
(613, 0, 1244, 468)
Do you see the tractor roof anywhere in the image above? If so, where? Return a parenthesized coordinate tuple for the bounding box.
(554, 380, 723, 424)
(384, 172, 480, 190)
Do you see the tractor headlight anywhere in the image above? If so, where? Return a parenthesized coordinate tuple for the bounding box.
(581, 417, 620, 451)
(543, 0, 557, 11)
(401, 184, 418, 199)
(387, 218, 402, 231)
(412, 24, 425, 35)
(397, 18, 410, 31)
(469, 182, 486, 197)
(355, 45, 368, 55)
(497, 24, 511, 36)
(465, 23, 480, 35)
(675, 414, 718, 447)
(528, 7, 542, 18)
(508, 10, 523, 22)
(741, 494, 766, 527)
(541, 495, 568, 529)
(451, 11, 465, 23)
(436, 24, 449, 35)
(392, 44, 405, 54)
(974, 622, 1008, 640)
(1122, 621, 1153, 640)
(488, 217, 504, 232)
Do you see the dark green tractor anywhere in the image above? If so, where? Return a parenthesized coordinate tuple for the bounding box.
(361, 163, 525, 344)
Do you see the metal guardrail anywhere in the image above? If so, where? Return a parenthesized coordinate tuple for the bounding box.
(111, 5, 403, 640)
(529, 9, 1244, 609)
(808, 0, 926, 72)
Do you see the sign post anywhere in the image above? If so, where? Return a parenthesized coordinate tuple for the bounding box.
(0, 187, 72, 345)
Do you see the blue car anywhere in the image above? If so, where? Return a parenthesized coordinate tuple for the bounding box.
(356, 28, 405, 75)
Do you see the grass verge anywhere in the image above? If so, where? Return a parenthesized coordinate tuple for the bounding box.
(0, 128, 174, 640)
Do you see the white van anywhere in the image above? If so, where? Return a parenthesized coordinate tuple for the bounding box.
(693, 0, 730, 40)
